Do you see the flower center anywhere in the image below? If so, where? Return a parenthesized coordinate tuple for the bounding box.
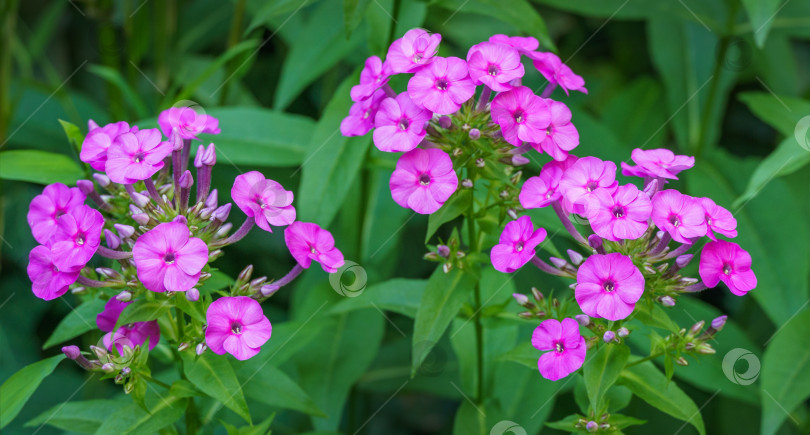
(513, 110, 525, 123)
(363, 110, 370, 119)
(133, 152, 145, 163)
(310, 245, 318, 254)
(231, 322, 243, 334)
(603, 280, 615, 292)
(164, 252, 176, 264)
(706, 215, 712, 225)
(668, 214, 681, 227)
(435, 78, 449, 90)
(487, 64, 499, 76)
(76, 233, 86, 246)
(612, 205, 625, 218)
(419, 174, 431, 186)
(398, 118, 410, 131)
(546, 126, 552, 135)
(515, 242, 524, 252)
(555, 342, 564, 353)
(413, 52, 424, 63)
(586, 181, 598, 192)
(722, 264, 732, 275)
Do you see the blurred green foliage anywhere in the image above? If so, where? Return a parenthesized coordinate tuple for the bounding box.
(1, 0, 809, 433)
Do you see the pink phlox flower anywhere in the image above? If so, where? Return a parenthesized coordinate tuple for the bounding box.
(284, 221, 345, 273)
(532, 318, 586, 381)
(490, 86, 551, 146)
(80, 121, 132, 171)
(97, 299, 159, 352)
(545, 154, 579, 173)
(519, 165, 564, 209)
(96, 298, 131, 332)
(205, 296, 272, 360)
(351, 56, 391, 102)
(386, 28, 441, 74)
(699, 240, 756, 296)
(158, 107, 220, 140)
(132, 222, 209, 293)
(589, 184, 652, 242)
(490, 215, 547, 273)
(105, 128, 172, 184)
(530, 99, 579, 161)
(529, 52, 587, 95)
(341, 89, 386, 137)
(27, 183, 86, 244)
(651, 190, 707, 244)
(575, 253, 645, 321)
(373, 92, 433, 152)
(620, 148, 695, 180)
(389, 148, 458, 214)
(231, 171, 296, 232)
(467, 42, 525, 92)
(488, 34, 539, 54)
(558, 157, 618, 216)
(407, 56, 476, 115)
(699, 197, 737, 240)
(27, 245, 81, 300)
(49, 204, 104, 270)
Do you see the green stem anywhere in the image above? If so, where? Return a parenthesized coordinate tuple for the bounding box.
(626, 351, 664, 368)
(0, 0, 18, 143)
(142, 374, 171, 389)
(219, 0, 246, 105)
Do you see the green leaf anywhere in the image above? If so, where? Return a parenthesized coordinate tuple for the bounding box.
(274, 0, 364, 109)
(412, 267, 477, 376)
(330, 278, 427, 318)
(175, 294, 207, 323)
(182, 352, 251, 423)
(0, 354, 65, 429)
(619, 361, 706, 435)
(741, 0, 782, 47)
(436, 0, 555, 50)
(196, 107, 314, 168)
(630, 301, 679, 333)
(343, 0, 372, 35)
(168, 379, 203, 398)
(224, 413, 275, 435)
(734, 137, 810, 208)
(114, 299, 172, 330)
(0, 150, 83, 185)
(245, 0, 309, 34)
(42, 298, 106, 349)
(58, 119, 85, 152)
(174, 39, 260, 102)
(497, 342, 538, 370)
(87, 64, 149, 119)
(583, 344, 630, 413)
(739, 92, 810, 136)
(237, 364, 325, 417)
(296, 73, 372, 227)
(425, 189, 471, 243)
(94, 390, 187, 434)
(25, 398, 129, 433)
(545, 414, 581, 432)
(760, 307, 810, 435)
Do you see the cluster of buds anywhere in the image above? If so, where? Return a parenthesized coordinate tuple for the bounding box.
(423, 237, 466, 273)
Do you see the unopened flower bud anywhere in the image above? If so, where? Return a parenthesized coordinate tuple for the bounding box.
(202, 143, 216, 165)
(506, 208, 518, 220)
(208, 249, 223, 262)
(104, 229, 121, 249)
(436, 245, 450, 258)
(90, 345, 108, 360)
(199, 206, 215, 220)
(180, 170, 194, 189)
(452, 147, 463, 157)
(170, 128, 184, 151)
(186, 288, 200, 302)
(250, 277, 267, 289)
(469, 128, 481, 139)
(531, 287, 544, 302)
(576, 314, 590, 327)
(71, 286, 86, 294)
(101, 363, 115, 373)
(676, 356, 689, 366)
(212, 203, 232, 221)
(697, 343, 716, 354)
(499, 190, 509, 199)
(617, 327, 630, 338)
(194, 144, 206, 168)
(518, 311, 534, 319)
(121, 367, 131, 376)
(215, 223, 233, 238)
(685, 342, 696, 351)
(178, 342, 190, 352)
(549, 257, 567, 269)
(438, 116, 452, 129)
(567, 249, 583, 265)
(461, 179, 473, 188)
(680, 277, 699, 285)
(603, 331, 616, 343)
(205, 189, 218, 208)
(113, 224, 135, 239)
(711, 315, 727, 331)
(171, 215, 187, 225)
(237, 265, 253, 283)
(676, 254, 694, 269)
(129, 204, 143, 215)
(599, 423, 610, 430)
(115, 290, 132, 302)
(62, 345, 81, 360)
(512, 293, 529, 306)
(659, 296, 676, 307)
(195, 343, 206, 355)
(76, 179, 95, 195)
(260, 284, 280, 297)
(588, 234, 604, 254)
(132, 213, 149, 226)
(643, 178, 659, 197)
(689, 320, 705, 336)
(130, 191, 150, 208)
(511, 154, 530, 166)
(93, 173, 111, 187)
(586, 421, 598, 432)
(442, 262, 452, 273)
(475, 158, 485, 168)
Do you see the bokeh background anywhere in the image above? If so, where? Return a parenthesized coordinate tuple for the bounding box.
(1, 0, 809, 434)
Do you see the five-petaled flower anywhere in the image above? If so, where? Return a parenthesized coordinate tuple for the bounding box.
(231, 171, 296, 232)
(373, 92, 433, 152)
(105, 128, 172, 184)
(132, 222, 208, 293)
(389, 148, 458, 214)
(532, 318, 587, 381)
(575, 253, 645, 321)
(491, 216, 547, 273)
(205, 296, 272, 360)
(27, 183, 86, 245)
(699, 240, 756, 296)
(284, 221, 345, 273)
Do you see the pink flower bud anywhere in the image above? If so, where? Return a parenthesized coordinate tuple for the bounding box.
(462, 179, 473, 188)
(438, 116, 452, 129)
(567, 249, 583, 265)
(194, 144, 206, 168)
(512, 293, 529, 306)
(114, 224, 135, 239)
(202, 144, 216, 165)
(101, 363, 115, 373)
(511, 154, 530, 166)
(689, 320, 705, 336)
(93, 173, 111, 187)
(129, 204, 143, 215)
(115, 290, 132, 302)
(180, 170, 194, 189)
(549, 257, 567, 269)
(659, 296, 676, 307)
(62, 345, 81, 359)
(643, 178, 659, 197)
(212, 203, 232, 221)
(575, 314, 590, 326)
(676, 254, 693, 268)
(195, 343, 206, 355)
(199, 206, 215, 220)
(603, 331, 616, 342)
(132, 213, 150, 226)
(172, 215, 188, 225)
(711, 315, 727, 331)
(205, 189, 218, 208)
(260, 284, 280, 296)
(186, 288, 200, 302)
(469, 128, 481, 139)
(104, 229, 121, 249)
(130, 191, 150, 208)
(617, 327, 630, 337)
(177, 343, 190, 351)
(437, 245, 450, 257)
(170, 128, 184, 151)
(76, 179, 95, 195)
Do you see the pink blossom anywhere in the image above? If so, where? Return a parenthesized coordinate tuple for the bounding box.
(105, 129, 172, 184)
(351, 56, 390, 102)
(132, 222, 208, 293)
(284, 221, 345, 273)
(576, 253, 645, 321)
(532, 318, 586, 381)
(96, 298, 131, 332)
(341, 89, 386, 137)
(529, 52, 587, 95)
(558, 157, 618, 215)
(621, 148, 695, 180)
(651, 190, 707, 244)
(546, 154, 579, 173)
(373, 92, 432, 152)
(490, 216, 547, 273)
(386, 28, 441, 74)
(530, 99, 579, 161)
(467, 42, 525, 92)
(589, 184, 652, 241)
(97, 299, 159, 352)
(389, 148, 458, 214)
(231, 172, 296, 232)
(27, 183, 86, 244)
(699, 197, 737, 240)
(699, 240, 756, 296)
(49, 205, 104, 270)
(407, 57, 475, 115)
(27, 245, 80, 300)
(519, 165, 564, 209)
(205, 296, 272, 360)
(489, 34, 539, 54)
(158, 107, 220, 140)
(490, 86, 550, 146)
(80, 121, 132, 171)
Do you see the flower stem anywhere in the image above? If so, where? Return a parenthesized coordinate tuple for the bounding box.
(540, 82, 557, 98)
(626, 352, 663, 368)
(271, 264, 304, 289)
(649, 233, 672, 256)
(211, 216, 254, 247)
(76, 275, 110, 288)
(552, 200, 587, 244)
(476, 86, 492, 112)
(180, 139, 191, 173)
(97, 245, 133, 260)
(530, 256, 567, 276)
